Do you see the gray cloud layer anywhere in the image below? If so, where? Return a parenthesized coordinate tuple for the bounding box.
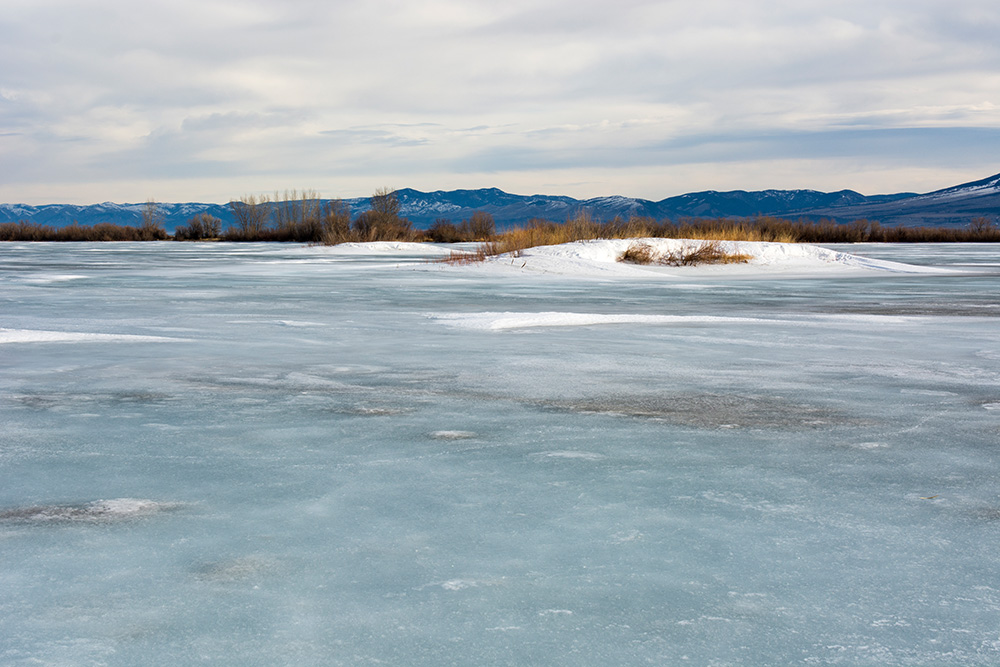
(1, 0, 999, 202)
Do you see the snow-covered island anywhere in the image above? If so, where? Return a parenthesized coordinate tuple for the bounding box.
(325, 237, 955, 278)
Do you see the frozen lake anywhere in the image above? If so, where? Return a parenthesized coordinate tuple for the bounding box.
(1, 241, 999, 665)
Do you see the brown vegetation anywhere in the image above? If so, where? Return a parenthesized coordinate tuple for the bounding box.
(174, 212, 222, 240)
(347, 187, 415, 242)
(425, 212, 497, 243)
(618, 241, 752, 266)
(0, 221, 168, 241)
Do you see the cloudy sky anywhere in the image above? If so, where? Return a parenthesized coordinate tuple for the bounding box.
(2, 0, 999, 204)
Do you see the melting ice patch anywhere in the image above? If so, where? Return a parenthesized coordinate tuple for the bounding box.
(0, 498, 183, 524)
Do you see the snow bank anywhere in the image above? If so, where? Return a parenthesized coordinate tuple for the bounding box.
(318, 241, 457, 256)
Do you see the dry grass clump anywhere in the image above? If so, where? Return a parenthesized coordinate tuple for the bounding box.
(670, 241, 753, 266)
(618, 240, 753, 266)
(617, 242, 659, 264)
(438, 246, 490, 264)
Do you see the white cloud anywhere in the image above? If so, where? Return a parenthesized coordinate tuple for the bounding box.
(1, 0, 999, 203)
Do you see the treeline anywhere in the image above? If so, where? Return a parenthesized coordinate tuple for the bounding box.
(673, 215, 1000, 244)
(220, 188, 418, 243)
(0, 188, 496, 244)
(219, 188, 495, 243)
(541, 214, 1000, 244)
(0, 220, 168, 242)
(2, 187, 999, 245)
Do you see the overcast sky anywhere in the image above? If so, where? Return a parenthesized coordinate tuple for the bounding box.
(2, 0, 999, 204)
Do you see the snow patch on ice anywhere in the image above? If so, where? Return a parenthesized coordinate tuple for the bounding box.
(428, 430, 478, 440)
(842, 442, 891, 450)
(0, 329, 186, 344)
(18, 274, 89, 284)
(535, 450, 606, 461)
(320, 241, 455, 256)
(418, 578, 499, 591)
(431, 310, 958, 332)
(275, 320, 326, 327)
(432, 312, 771, 330)
(538, 609, 574, 616)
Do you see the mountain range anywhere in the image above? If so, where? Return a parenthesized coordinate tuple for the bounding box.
(2, 173, 999, 233)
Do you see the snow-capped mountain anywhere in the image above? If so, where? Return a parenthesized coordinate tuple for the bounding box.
(795, 173, 1000, 227)
(0, 201, 234, 231)
(2, 172, 997, 232)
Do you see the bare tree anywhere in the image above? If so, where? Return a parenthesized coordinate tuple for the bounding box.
(321, 199, 352, 244)
(138, 199, 167, 240)
(229, 194, 271, 239)
(370, 187, 401, 220)
(352, 187, 412, 241)
(969, 216, 996, 235)
(462, 211, 495, 240)
(175, 212, 222, 240)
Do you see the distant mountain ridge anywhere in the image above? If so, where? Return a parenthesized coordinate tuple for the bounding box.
(3, 172, 998, 233)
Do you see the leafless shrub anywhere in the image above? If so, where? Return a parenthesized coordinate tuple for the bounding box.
(617, 242, 659, 264)
(664, 241, 753, 266)
(349, 188, 415, 242)
(0, 221, 167, 241)
(227, 194, 271, 240)
(436, 247, 489, 264)
(175, 212, 222, 240)
(619, 240, 752, 266)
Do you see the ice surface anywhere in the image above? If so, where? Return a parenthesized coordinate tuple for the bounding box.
(1, 240, 999, 665)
